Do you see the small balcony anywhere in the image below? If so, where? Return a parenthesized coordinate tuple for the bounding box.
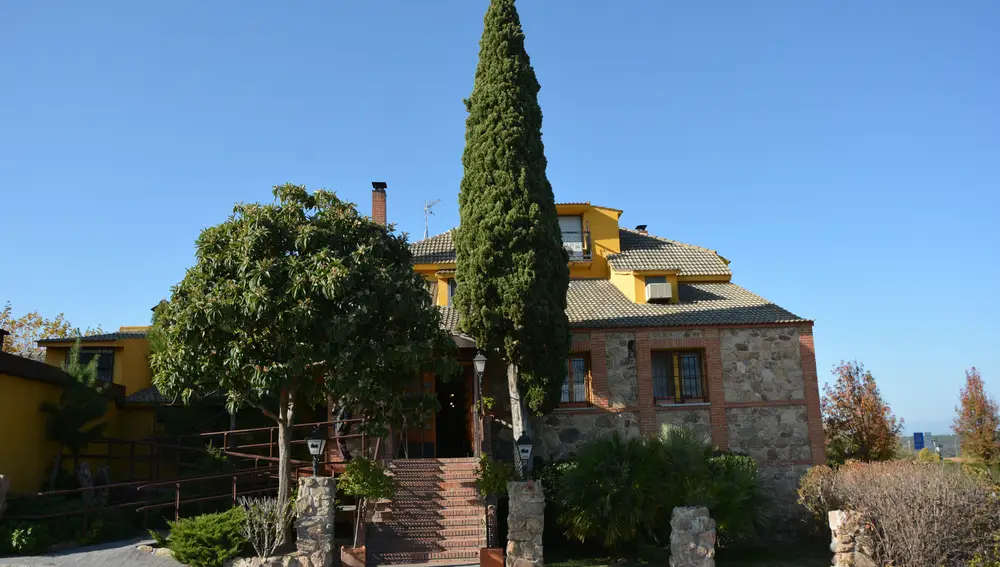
(562, 231, 592, 261)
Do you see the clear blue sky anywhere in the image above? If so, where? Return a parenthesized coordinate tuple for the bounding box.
(2, 1, 997, 433)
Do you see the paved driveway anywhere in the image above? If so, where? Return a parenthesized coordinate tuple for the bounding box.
(0, 538, 182, 567)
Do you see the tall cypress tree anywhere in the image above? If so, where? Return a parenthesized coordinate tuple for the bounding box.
(455, 0, 570, 439)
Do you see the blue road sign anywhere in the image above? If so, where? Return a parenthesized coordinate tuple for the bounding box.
(914, 432, 925, 451)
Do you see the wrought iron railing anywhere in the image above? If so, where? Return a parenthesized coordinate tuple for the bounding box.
(562, 231, 591, 260)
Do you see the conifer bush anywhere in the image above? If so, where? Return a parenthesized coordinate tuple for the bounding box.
(166, 507, 247, 567)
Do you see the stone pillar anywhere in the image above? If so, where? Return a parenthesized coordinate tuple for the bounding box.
(669, 507, 715, 567)
(295, 477, 336, 567)
(829, 510, 877, 567)
(506, 480, 545, 567)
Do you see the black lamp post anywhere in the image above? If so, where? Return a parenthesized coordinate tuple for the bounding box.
(306, 426, 327, 477)
(472, 353, 487, 455)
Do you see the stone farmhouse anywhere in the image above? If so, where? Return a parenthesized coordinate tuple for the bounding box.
(397, 186, 825, 515)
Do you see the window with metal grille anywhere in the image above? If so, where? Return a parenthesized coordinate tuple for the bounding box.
(561, 355, 590, 405)
(66, 348, 115, 383)
(447, 279, 457, 306)
(652, 350, 705, 402)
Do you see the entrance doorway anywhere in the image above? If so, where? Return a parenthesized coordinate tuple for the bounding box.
(435, 371, 472, 458)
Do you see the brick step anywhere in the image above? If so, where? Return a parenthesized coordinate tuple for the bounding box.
(377, 516, 483, 528)
(369, 537, 486, 551)
(367, 549, 481, 564)
(372, 525, 484, 539)
(391, 479, 478, 489)
(388, 496, 480, 507)
(376, 509, 482, 519)
(378, 510, 481, 523)
(390, 472, 478, 481)
(394, 487, 477, 498)
(390, 458, 478, 464)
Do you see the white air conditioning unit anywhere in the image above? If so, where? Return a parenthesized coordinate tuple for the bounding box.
(646, 282, 672, 302)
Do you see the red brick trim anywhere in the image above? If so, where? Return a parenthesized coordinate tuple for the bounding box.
(704, 329, 727, 450)
(571, 333, 592, 352)
(649, 337, 710, 350)
(724, 399, 808, 408)
(758, 459, 815, 467)
(634, 331, 657, 436)
(589, 332, 610, 409)
(799, 325, 826, 465)
(654, 404, 712, 412)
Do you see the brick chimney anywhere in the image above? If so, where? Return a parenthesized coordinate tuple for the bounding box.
(635, 224, 648, 234)
(371, 182, 387, 225)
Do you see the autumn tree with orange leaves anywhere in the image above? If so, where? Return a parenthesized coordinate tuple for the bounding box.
(953, 367, 1000, 464)
(0, 301, 104, 358)
(821, 361, 903, 464)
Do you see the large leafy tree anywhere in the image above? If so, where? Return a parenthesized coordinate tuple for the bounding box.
(821, 361, 903, 463)
(454, 0, 570, 441)
(151, 184, 456, 520)
(953, 367, 1000, 464)
(0, 302, 104, 358)
(41, 338, 111, 490)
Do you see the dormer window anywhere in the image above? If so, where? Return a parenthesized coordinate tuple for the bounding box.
(645, 276, 672, 303)
(558, 216, 590, 260)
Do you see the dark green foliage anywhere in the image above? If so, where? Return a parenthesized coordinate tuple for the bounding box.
(555, 427, 769, 552)
(0, 522, 50, 555)
(454, 0, 570, 412)
(338, 457, 397, 502)
(475, 454, 515, 496)
(151, 184, 457, 514)
(167, 508, 247, 567)
(40, 338, 111, 490)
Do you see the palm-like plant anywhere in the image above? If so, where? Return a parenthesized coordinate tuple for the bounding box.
(555, 425, 770, 553)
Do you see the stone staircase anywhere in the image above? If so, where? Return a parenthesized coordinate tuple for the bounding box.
(367, 457, 485, 566)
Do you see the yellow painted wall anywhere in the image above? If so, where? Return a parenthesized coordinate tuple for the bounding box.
(558, 204, 622, 279)
(610, 270, 680, 304)
(436, 277, 454, 307)
(42, 338, 152, 396)
(0, 373, 62, 493)
(118, 338, 152, 395)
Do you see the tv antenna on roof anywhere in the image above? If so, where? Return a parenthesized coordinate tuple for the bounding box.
(423, 199, 441, 240)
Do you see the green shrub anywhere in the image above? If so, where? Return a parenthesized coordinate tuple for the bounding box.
(917, 447, 941, 463)
(339, 457, 396, 501)
(166, 508, 247, 567)
(796, 465, 839, 530)
(475, 454, 514, 496)
(554, 426, 768, 552)
(0, 522, 51, 555)
(970, 532, 1000, 567)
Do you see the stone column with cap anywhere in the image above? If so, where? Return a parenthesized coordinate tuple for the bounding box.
(295, 476, 336, 567)
(506, 480, 545, 567)
(669, 506, 715, 567)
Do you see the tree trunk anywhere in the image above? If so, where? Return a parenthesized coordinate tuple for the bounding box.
(49, 450, 63, 491)
(507, 363, 530, 474)
(276, 387, 296, 544)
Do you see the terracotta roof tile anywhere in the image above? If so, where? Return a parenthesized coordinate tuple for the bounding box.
(608, 228, 731, 276)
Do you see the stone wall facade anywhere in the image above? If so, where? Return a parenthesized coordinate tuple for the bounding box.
(721, 327, 803, 402)
(604, 332, 637, 409)
(669, 506, 716, 567)
(656, 409, 712, 443)
(532, 411, 640, 461)
(294, 477, 336, 564)
(485, 323, 822, 534)
(507, 481, 545, 567)
(726, 405, 811, 462)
